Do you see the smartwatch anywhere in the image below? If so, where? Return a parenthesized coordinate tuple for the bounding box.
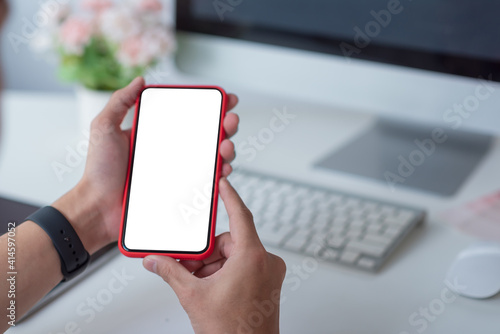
(26, 206, 90, 281)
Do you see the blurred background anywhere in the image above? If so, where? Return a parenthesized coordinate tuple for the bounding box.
(0, 0, 174, 92)
(2, 2, 67, 92)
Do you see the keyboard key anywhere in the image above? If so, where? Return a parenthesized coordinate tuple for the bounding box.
(384, 226, 404, 237)
(332, 216, 348, 226)
(314, 213, 331, 225)
(384, 216, 412, 227)
(298, 208, 315, 219)
(303, 242, 323, 257)
(350, 219, 365, 229)
(345, 198, 361, 207)
(366, 212, 383, 221)
(396, 209, 415, 221)
(326, 225, 344, 234)
(363, 201, 378, 211)
(366, 223, 383, 234)
(325, 234, 346, 248)
(258, 225, 291, 248)
(349, 210, 364, 219)
(345, 229, 362, 240)
(282, 230, 310, 251)
(295, 216, 312, 227)
(313, 221, 329, 232)
(380, 205, 397, 215)
(362, 233, 392, 246)
(340, 250, 360, 264)
(278, 213, 295, 225)
(345, 240, 387, 257)
(320, 248, 339, 261)
(357, 257, 377, 270)
(346, 225, 364, 233)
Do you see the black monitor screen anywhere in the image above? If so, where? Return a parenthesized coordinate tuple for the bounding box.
(177, 0, 500, 81)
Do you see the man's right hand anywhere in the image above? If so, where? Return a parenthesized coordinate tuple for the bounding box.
(143, 177, 287, 334)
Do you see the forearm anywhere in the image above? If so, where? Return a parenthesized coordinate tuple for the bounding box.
(1, 181, 110, 331)
(1, 221, 62, 332)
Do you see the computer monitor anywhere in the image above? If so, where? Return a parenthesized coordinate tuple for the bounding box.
(175, 0, 500, 196)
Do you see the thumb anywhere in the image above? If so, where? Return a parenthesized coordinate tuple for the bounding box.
(143, 255, 195, 290)
(98, 77, 144, 127)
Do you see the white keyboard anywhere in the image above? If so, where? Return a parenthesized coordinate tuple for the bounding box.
(216, 169, 426, 271)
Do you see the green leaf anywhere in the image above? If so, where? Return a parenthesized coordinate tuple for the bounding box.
(56, 36, 149, 91)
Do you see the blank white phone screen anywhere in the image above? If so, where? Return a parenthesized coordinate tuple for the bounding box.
(123, 87, 223, 253)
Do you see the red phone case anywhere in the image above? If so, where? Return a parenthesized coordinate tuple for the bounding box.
(118, 85, 227, 260)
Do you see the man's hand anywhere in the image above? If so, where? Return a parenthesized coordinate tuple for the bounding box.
(143, 178, 286, 334)
(53, 78, 240, 254)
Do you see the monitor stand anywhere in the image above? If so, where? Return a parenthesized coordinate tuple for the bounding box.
(315, 117, 493, 197)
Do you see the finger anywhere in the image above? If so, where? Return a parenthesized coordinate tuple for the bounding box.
(123, 128, 132, 139)
(226, 94, 239, 112)
(201, 232, 233, 264)
(143, 255, 195, 290)
(99, 77, 144, 127)
(179, 260, 204, 274)
(220, 139, 236, 162)
(193, 258, 227, 278)
(221, 163, 233, 177)
(271, 254, 287, 282)
(223, 112, 239, 138)
(219, 177, 261, 246)
(180, 232, 233, 273)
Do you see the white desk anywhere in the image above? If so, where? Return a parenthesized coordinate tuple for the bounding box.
(2, 87, 499, 334)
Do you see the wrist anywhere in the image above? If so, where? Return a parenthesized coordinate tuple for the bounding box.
(52, 181, 109, 255)
(191, 310, 280, 334)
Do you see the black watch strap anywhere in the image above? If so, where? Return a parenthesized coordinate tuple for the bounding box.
(26, 206, 90, 282)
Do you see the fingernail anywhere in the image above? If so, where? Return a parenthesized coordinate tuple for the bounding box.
(143, 257, 158, 274)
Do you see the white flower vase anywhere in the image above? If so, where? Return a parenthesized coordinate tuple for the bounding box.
(75, 86, 134, 131)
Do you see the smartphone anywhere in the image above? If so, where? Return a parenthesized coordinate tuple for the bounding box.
(119, 85, 227, 260)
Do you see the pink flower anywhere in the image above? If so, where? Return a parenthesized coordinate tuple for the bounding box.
(139, 0, 163, 12)
(142, 27, 176, 56)
(117, 28, 174, 67)
(99, 8, 141, 43)
(59, 17, 93, 55)
(118, 36, 153, 67)
(82, 0, 113, 12)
